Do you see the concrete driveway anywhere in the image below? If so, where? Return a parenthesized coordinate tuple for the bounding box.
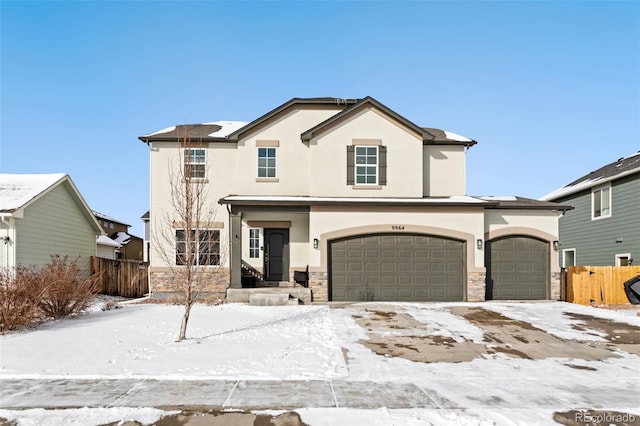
(1, 301, 639, 425)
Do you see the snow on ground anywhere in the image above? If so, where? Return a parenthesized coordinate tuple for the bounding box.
(0, 303, 346, 380)
(1, 299, 639, 425)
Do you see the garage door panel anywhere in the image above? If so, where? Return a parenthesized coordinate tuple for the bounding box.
(487, 236, 548, 300)
(330, 233, 464, 302)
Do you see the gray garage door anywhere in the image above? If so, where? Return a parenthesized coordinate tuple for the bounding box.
(485, 236, 548, 300)
(329, 233, 465, 302)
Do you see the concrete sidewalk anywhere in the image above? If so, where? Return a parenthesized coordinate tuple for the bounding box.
(0, 378, 455, 410)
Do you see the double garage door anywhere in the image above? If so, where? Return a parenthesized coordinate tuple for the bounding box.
(329, 233, 465, 302)
(485, 236, 549, 300)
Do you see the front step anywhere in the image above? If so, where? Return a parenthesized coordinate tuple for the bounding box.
(227, 287, 311, 304)
(248, 293, 300, 306)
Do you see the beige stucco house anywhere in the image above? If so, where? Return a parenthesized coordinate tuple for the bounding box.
(139, 97, 570, 302)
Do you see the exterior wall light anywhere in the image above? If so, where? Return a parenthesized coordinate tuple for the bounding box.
(476, 239, 483, 250)
(313, 238, 319, 249)
(553, 241, 559, 250)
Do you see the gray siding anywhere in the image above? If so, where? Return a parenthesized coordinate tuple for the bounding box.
(15, 183, 97, 277)
(556, 173, 640, 266)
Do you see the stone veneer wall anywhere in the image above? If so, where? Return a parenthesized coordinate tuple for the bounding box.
(550, 271, 560, 300)
(309, 271, 329, 302)
(150, 267, 230, 301)
(467, 271, 486, 302)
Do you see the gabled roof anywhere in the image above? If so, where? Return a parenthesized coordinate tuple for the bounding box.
(300, 97, 477, 146)
(0, 173, 102, 234)
(97, 235, 122, 248)
(541, 152, 640, 201)
(93, 210, 130, 227)
(225, 97, 358, 141)
(139, 121, 248, 143)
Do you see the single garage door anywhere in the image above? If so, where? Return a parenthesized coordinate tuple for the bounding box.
(329, 233, 465, 302)
(485, 236, 549, 300)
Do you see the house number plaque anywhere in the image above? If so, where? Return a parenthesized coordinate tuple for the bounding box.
(391, 225, 405, 231)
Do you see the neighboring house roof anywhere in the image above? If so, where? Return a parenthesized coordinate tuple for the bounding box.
(0, 174, 102, 234)
(110, 231, 142, 245)
(93, 210, 131, 227)
(97, 235, 122, 248)
(0, 173, 66, 213)
(141, 210, 149, 220)
(138, 97, 477, 147)
(541, 151, 640, 201)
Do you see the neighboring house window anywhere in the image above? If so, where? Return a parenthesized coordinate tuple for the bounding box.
(258, 148, 276, 178)
(346, 145, 387, 185)
(615, 253, 631, 266)
(175, 229, 220, 266)
(592, 185, 611, 219)
(249, 228, 260, 258)
(184, 149, 206, 179)
(563, 249, 576, 268)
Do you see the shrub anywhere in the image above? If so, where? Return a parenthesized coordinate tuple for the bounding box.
(0, 266, 45, 332)
(36, 255, 100, 319)
(0, 256, 100, 332)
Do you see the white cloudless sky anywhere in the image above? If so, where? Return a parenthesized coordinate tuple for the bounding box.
(1, 1, 638, 236)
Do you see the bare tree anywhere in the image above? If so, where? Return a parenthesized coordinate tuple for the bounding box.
(154, 128, 224, 341)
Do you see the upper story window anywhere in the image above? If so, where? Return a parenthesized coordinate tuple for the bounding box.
(592, 185, 611, 219)
(184, 149, 206, 179)
(258, 147, 277, 178)
(355, 146, 378, 184)
(175, 229, 220, 266)
(347, 143, 387, 186)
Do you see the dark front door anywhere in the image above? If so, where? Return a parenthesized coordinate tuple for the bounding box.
(264, 229, 289, 281)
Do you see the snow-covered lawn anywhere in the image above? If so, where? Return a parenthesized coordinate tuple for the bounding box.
(1, 299, 639, 425)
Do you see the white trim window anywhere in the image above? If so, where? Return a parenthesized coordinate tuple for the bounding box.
(563, 248, 576, 268)
(184, 148, 206, 179)
(615, 253, 632, 266)
(176, 229, 220, 266)
(258, 148, 277, 178)
(592, 185, 611, 219)
(249, 228, 260, 258)
(355, 146, 378, 185)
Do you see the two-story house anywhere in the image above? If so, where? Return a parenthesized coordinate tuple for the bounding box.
(93, 211, 144, 260)
(139, 97, 570, 302)
(541, 152, 640, 267)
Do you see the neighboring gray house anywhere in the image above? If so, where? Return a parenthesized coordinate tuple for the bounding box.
(541, 152, 640, 267)
(0, 173, 103, 277)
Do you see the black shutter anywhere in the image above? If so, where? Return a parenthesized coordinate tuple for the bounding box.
(346, 145, 355, 185)
(379, 145, 387, 185)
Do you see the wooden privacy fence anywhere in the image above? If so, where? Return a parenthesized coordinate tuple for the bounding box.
(566, 266, 640, 305)
(91, 257, 149, 298)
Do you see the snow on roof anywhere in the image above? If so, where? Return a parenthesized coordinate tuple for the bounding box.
(93, 211, 129, 226)
(443, 130, 472, 142)
(0, 173, 66, 212)
(112, 231, 132, 245)
(540, 177, 603, 201)
(96, 235, 122, 248)
(141, 125, 176, 138)
(202, 121, 248, 137)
